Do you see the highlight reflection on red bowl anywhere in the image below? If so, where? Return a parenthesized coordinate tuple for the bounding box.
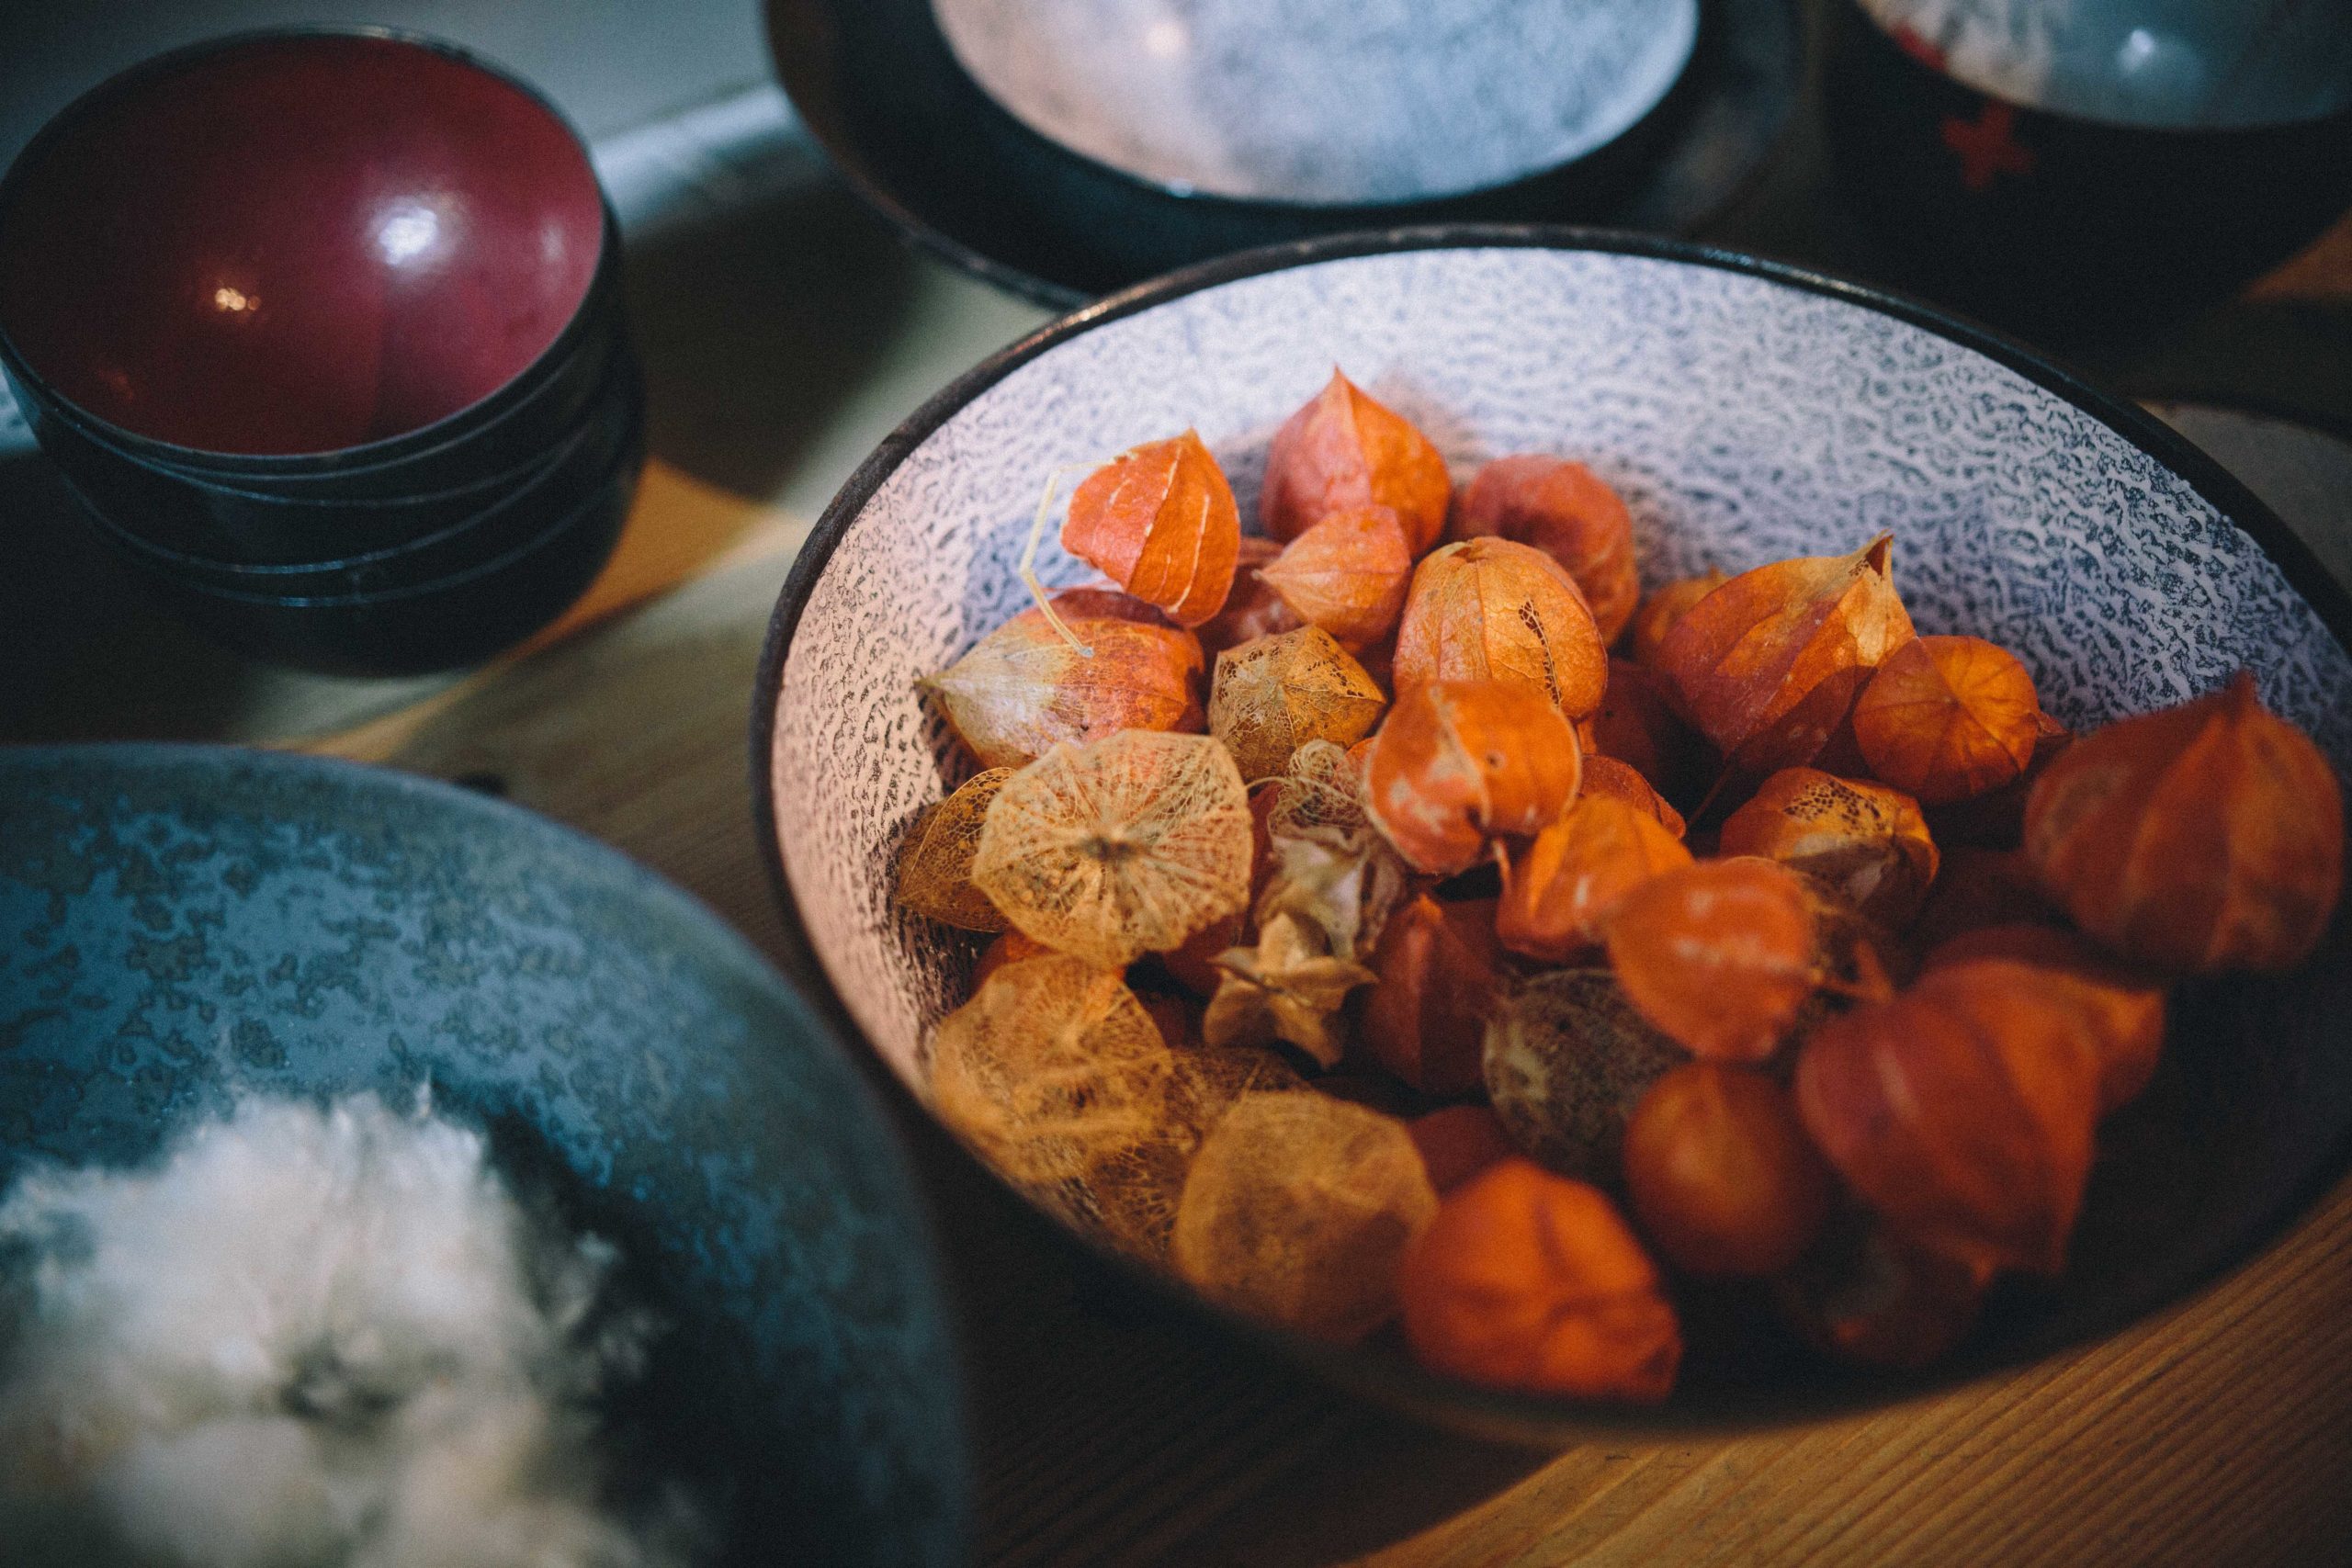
(0, 33, 605, 457)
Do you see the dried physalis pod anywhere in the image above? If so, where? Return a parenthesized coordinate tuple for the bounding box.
(1260, 369, 1452, 553)
(1852, 635, 2043, 804)
(1061, 430, 1241, 627)
(1774, 1205, 1989, 1370)
(1718, 768, 1940, 930)
(922, 600, 1204, 769)
(1654, 536, 1917, 775)
(972, 929, 1053, 988)
(1209, 626, 1387, 781)
(1409, 1105, 1520, 1193)
(1483, 968, 1689, 1182)
(1160, 780, 1283, 995)
(1171, 1091, 1439, 1342)
(1203, 910, 1378, 1066)
(1794, 962, 2105, 1277)
(2024, 671, 2345, 974)
(1089, 1041, 1310, 1260)
(1451, 456, 1641, 642)
(1907, 846, 2060, 952)
(1630, 570, 1730, 668)
(895, 768, 1016, 931)
(1621, 1063, 1832, 1278)
(1258, 505, 1416, 651)
(1397, 1159, 1681, 1402)
(1578, 659, 1710, 812)
(1197, 536, 1303, 655)
(1923, 928, 2167, 1113)
(1577, 755, 1687, 839)
(1605, 857, 1817, 1063)
(1497, 795, 1694, 963)
(1392, 538, 1610, 719)
(1259, 739, 1413, 963)
(1363, 680, 1583, 876)
(974, 730, 1253, 969)
(1923, 711, 2070, 851)
(1358, 894, 1508, 1097)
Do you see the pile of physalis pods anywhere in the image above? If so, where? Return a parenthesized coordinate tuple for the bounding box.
(898, 369, 2346, 1401)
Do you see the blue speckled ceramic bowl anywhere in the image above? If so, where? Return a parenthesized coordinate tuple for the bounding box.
(752, 228, 2352, 1440)
(0, 746, 968, 1565)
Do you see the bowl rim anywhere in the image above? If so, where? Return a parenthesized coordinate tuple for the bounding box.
(0, 26, 616, 473)
(749, 223, 2352, 1441)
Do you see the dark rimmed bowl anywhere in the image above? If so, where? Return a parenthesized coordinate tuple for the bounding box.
(751, 226, 2352, 1442)
(0, 745, 968, 1566)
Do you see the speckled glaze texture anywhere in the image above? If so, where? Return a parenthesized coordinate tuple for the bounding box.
(931, 0, 1699, 202)
(0, 747, 967, 1568)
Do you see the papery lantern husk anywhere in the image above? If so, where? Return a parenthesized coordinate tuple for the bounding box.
(1258, 739, 1414, 964)
(1924, 713, 2070, 852)
(1085, 1039, 1308, 1260)
(1209, 625, 1387, 781)
(2023, 671, 2345, 974)
(1604, 857, 1818, 1063)
(1197, 536, 1303, 655)
(1171, 1091, 1439, 1343)
(1260, 369, 1452, 553)
(1578, 755, 1688, 839)
(1363, 680, 1583, 876)
(1578, 659, 1712, 812)
(895, 767, 1016, 931)
(1483, 968, 1690, 1184)
(1393, 538, 1610, 719)
(1062, 430, 1241, 627)
(972, 928, 1054, 989)
(1631, 570, 1730, 668)
(1357, 894, 1509, 1097)
(1622, 1062, 1834, 1279)
(1852, 634, 2043, 805)
(973, 729, 1254, 969)
(1259, 504, 1416, 651)
(1717, 767, 1941, 930)
(1497, 795, 1694, 963)
(1159, 779, 1283, 995)
(1653, 535, 1917, 775)
(1202, 910, 1378, 1066)
(922, 602, 1205, 770)
(1451, 456, 1641, 642)
(1396, 1158, 1681, 1402)
(1793, 961, 2105, 1278)
(1922, 928, 2168, 1113)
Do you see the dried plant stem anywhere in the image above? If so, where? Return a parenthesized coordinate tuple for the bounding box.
(1022, 458, 1118, 657)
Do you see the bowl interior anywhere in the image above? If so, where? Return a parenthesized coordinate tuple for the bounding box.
(0, 748, 966, 1563)
(931, 0, 1700, 203)
(764, 238, 2352, 1426)
(0, 34, 605, 458)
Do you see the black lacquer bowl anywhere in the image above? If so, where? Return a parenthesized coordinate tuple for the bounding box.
(752, 228, 2352, 1442)
(0, 746, 969, 1564)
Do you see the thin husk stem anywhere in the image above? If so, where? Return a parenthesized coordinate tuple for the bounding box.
(1021, 456, 1123, 657)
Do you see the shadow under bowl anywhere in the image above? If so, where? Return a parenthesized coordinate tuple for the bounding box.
(0, 745, 968, 1567)
(752, 225, 2352, 1442)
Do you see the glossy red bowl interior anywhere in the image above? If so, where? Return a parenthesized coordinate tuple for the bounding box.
(0, 33, 605, 457)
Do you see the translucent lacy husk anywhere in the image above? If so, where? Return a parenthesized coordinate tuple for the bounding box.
(1483, 969, 1690, 1185)
(894, 767, 1015, 931)
(1209, 626, 1386, 782)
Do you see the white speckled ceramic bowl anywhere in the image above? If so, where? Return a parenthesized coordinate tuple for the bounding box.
(753, 229, 2352, 1438)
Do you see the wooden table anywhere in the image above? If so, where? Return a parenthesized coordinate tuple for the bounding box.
(7, 57, 2352, 1568)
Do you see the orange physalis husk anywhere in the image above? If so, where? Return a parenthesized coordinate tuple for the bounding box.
(1202, 910, 1378, 1066)
(972, 928, 1053, 988)
(1196, 536, 1303, 654)
(1391, 538, 1610, 719)
(922, 599, 1204, 769)
(1363, 680, 1583, 876)
(1356, 894, 1507, 1097)
(1577, 659, 1711, 812)
(1630, 570, 1730, 668)
(1907, 845, 2060, 952)
(1483, 969, 1690, 1184)
(1159, 779, 1282, 995)
(895, 767, 1016, 931)
(1260, 369, 1451, 553)
(1496, 795, 1694, 963)
(2023, 671, 2345, 974)
(1923, 710, 2069, 851)
(1258, 739, 1413, 964)
(1451, 456, 1641, 642)
(973, 730, 1253, 969)
(1577, 754, 1687, 839)
(1258, 504, 1416, 651)
(1397, 1158, 1681, 1402)
(1621, 1063, 1833, 1279)
(1852, 634, 2043, 805)
(1409, 1105, 1520, 1194)
(1171, 1091, 1439, 1343)
(1774, 1205, 1990, 1370)
(1604, 857, 1817, 1063)
(1717, 767, 1941, 930)
(1922, 927, 2168, 1113)
(1060, 430, 1241, 627)
(1208, 626, 1387, 781)
(1794, 961, 2105, 1278)
(1653, 535, 1917, 775)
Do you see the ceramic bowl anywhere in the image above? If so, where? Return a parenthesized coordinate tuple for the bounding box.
(752, 228, 2352, 1439)
(0, 746, 968, 1566)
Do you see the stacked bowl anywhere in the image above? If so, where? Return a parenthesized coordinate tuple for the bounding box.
(0, 30, 644, 676)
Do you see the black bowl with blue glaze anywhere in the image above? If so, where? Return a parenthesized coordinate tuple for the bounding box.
(752, 225, 2352, 1442)
(0, 746, 970, 1565)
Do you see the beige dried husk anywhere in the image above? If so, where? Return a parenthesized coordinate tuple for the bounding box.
(1209, 626, 1386, 782)
(1201, 910, 1377, 1066)
(1484, 969, 1691, 1185)
(1088, 1043, 1307, 1259)
(973, 730, 1253, 969)
(894, 768, 1015, 931)
(1258, 739, 1413, 964)
(1170, 1092, 1439, 1343)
